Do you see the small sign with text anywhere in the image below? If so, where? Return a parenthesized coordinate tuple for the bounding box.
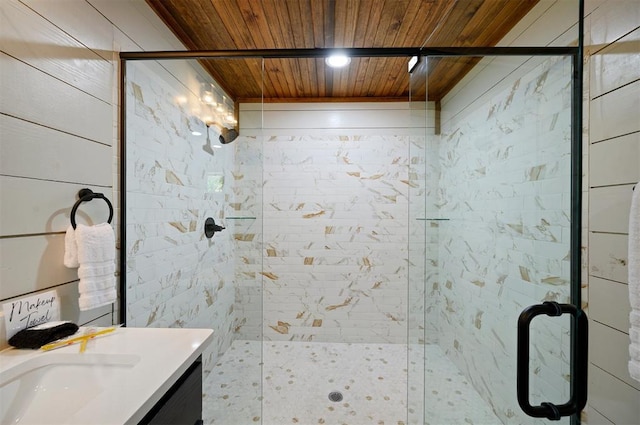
(3, 290, 60, 339)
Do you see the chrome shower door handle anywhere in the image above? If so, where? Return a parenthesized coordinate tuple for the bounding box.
(516, 301, 588, 420)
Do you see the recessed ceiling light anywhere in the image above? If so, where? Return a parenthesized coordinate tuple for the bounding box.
(325, 53, 351, 68)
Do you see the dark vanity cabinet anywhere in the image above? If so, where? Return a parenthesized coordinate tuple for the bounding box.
(139, 356, 203, 425)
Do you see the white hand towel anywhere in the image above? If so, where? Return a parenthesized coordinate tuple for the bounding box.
(79, 288, 117, 311)
(78, 273, 116, 293)
(76, 223, 116, 264)
(64, 225, 79, 268)
(629, 181, 640, 382)
(78, 261, 116, 280)
(75, 223, 116, 311)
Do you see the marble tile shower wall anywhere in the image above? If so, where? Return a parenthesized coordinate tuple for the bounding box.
(436, 56, 573, 424)
(254, 134, 422, 343)
(125, 62, 237, 369)
(230, 136, 264, 341)
(408, 137, 428, 345)
(408, 136, 442, 345)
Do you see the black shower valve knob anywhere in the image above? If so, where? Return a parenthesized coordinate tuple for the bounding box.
(204, 217, 225, 238)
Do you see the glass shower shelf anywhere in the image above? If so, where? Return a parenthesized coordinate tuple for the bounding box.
(226, 216, 257, 220)
(416, 218, 450, 221)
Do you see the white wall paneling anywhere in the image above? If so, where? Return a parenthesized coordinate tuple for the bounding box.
(0, 53, 112, 144)
(0, 0, 199, 350)
(589, 185, 635, 233)
(589, 276, 631, 331)
(0, 177, 112, 237)
(241, 102, 435, 134)
(0, 0, 112, 102)
(589, 28, 640, 97)
(589, 232, 629, 283)
(585, 407, 615, 425)
(586, 1, 640, 422)
(87, 0, 187, 51)
(0, 114, 112, 185)
(590, 80, 640, 143)
(590, 133, 640, 187)
(0, 235, 79, 300)
(590, 320, 639, 390)
(19, 0, 117, 61)
(589, 365, 640, 425)
(589, 0, 640, 45)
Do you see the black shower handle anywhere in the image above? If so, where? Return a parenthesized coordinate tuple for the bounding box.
(204, 217, 225, 238)
(516, 301, 588, 420)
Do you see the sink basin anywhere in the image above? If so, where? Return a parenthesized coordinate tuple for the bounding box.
(0, 352, 140, 424)
(0, 327, 213, 424)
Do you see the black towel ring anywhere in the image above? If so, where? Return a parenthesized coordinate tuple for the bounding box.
(70, 188, 114, 229)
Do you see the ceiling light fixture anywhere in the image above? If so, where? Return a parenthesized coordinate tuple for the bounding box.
(325, 53, 351, 68)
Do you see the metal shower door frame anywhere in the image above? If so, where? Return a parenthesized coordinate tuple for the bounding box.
(118, 16, 585, 422)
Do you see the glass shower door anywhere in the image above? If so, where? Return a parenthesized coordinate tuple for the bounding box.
(259, 56, 416, 425)
(407, 55, 428, 425)
(414, 53, 585, 424)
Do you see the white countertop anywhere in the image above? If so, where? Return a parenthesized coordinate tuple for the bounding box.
(0, 326, 213, 424)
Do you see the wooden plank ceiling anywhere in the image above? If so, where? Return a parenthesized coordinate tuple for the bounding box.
(146, 0, 539, 102)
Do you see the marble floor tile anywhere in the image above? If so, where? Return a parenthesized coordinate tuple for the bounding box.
(203, 340, 501, 425)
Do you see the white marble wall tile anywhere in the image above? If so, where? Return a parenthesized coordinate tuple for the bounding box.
(125, 62, 238, 368)
(436, 55, 573, 424)
(232, 132, 428, 344)
(230, 136, 264, 340)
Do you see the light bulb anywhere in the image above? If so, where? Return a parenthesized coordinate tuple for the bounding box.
(202, 91, 215, 105)
(325, 53, 351, 68)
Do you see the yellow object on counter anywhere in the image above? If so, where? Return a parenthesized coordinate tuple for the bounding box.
(40, 326, 117, 352)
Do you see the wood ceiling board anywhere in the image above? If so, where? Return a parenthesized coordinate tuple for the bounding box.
(145, 0, 541, 102)
(342, 0, 372, 48)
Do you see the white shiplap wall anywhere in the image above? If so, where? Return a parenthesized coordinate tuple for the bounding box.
(0, 0, 190, 349)
(585, 1, 640, 424)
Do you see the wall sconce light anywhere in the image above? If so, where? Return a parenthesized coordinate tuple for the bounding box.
(200, 83, 216, 105)
(216, 96, 226, 113)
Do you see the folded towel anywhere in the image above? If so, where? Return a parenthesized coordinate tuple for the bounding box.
(78, 261, 116, 280)
(75, 223, 116, 311)
(78, 273, 115, 293)
(76, 223, 116, 264)
(64, 225, 79, 268)
(629, 181, 640, 382)
(79, 288, 117, 311)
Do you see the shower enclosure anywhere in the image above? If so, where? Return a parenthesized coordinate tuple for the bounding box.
(120, 43, 585, 425)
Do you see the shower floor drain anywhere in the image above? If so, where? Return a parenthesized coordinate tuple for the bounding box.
(328, 391, 343, 402)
